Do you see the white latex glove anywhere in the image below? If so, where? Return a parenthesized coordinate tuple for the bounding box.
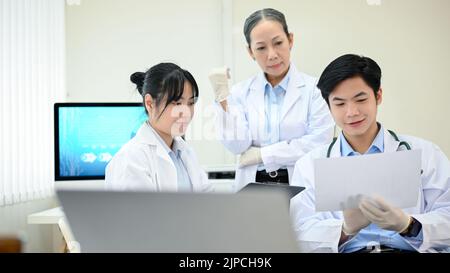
(340, 195, 371, 236)
(359, 195, 411, 233)
(208, 66, 230, 102)
(239, 147, 262, 167)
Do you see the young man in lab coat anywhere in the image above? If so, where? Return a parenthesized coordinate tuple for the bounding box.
(290, 54, 450, 253)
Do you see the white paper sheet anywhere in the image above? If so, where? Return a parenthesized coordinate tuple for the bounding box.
(314, 149, 422, 211)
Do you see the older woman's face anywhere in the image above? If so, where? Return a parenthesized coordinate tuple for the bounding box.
(248, 20, 293, 85)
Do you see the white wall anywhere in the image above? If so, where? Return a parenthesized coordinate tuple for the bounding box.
(66, 0, 450, 166)
(65, 0, 236, 166)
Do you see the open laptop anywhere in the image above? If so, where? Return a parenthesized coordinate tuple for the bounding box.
(56, 190, 299, 253)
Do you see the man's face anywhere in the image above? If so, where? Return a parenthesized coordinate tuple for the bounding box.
(328, 76, 382, 139)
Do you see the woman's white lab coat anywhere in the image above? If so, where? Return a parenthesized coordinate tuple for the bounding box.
(290, 129, 450, 252)
(215, 64, 334, 191)
(105, 122, 212, 192)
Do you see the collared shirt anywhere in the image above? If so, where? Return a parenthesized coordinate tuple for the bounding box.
(257, 66, 291, 171)
(262, 65, 291, 146)
(148, 122, 192, 192)
(339, 125, 421, 253)
(340, 125, 384, 157)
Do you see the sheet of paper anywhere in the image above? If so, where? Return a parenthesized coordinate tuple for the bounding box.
(314, 149, 422, 211)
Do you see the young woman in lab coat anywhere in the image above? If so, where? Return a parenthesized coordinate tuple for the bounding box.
(209, 8, 334, 190)
(290, 54, 450, 252)
(105, 63, 212, 192)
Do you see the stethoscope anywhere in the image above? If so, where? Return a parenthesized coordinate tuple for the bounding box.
(326, 129, 411, 158)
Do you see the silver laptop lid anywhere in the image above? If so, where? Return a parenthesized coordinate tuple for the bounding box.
(56, 190, 299, 253)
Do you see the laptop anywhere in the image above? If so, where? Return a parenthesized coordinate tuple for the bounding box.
(56, 189, 299, 253)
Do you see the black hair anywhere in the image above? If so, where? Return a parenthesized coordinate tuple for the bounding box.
(243, 8, 290, 47)
(130, 63, 199, 118)
(317, 54, 382, 106)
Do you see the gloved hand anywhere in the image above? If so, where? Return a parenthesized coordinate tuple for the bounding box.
(208, 66, 230, 102)
(359, 195, 411, 233)
(340, 195, 371, 236)
(239, 147, 262, 167)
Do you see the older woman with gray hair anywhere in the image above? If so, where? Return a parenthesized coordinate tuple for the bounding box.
(209, 8, 335, 191)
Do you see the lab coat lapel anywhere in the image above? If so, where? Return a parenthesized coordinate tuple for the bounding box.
(153, 143, 178, 191)
(280, 65, 306, 120)
(135, 123, 178, 191)
(384, 129, 402, 152)
(247, 73, 267, 140)
(329, 134, 343, 158)
(247, 72, 267, 118)
(176, 138, 202, 191)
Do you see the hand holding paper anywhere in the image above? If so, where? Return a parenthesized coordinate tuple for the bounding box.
(340, 195, 371, 235)
(359, 195, 411, 233)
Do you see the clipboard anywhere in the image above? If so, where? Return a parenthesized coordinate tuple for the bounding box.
(239, 182, 305, 199)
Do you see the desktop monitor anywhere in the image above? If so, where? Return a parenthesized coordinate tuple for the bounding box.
(54, 103, 147, 181)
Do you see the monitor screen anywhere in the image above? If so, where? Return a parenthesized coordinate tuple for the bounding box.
(54, 103, 147, 180)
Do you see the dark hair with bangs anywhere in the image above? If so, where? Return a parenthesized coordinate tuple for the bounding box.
(130, 62, 199, 118)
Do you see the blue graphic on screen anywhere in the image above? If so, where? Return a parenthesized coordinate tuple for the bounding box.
(59, 106, 147, 177)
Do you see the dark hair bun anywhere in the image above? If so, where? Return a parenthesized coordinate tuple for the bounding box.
(130, 72, 146, 95)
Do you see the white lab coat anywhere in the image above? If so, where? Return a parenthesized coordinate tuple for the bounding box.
(290, 128, 450, 252)
(215, 64, 335, 191)
(105, 122, 212, 192)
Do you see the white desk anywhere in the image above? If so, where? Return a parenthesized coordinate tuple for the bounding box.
(28, 207, 80, 253)
(27, 206, 65, 225)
